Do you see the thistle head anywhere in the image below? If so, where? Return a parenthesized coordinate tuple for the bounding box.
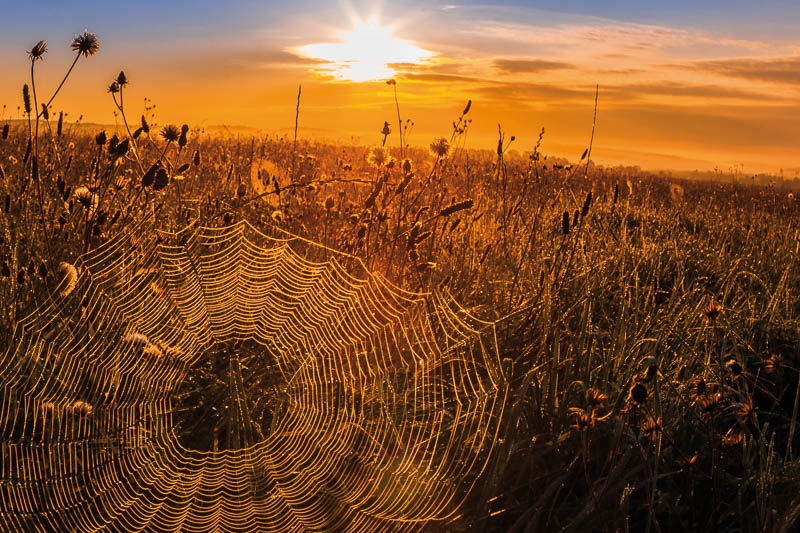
(71, 31, 99, 57)
(160, 125, 180, 143)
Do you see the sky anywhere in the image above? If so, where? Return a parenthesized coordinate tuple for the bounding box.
(1, 0, 799, 173)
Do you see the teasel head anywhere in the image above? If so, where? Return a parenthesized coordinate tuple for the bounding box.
(561, 211, 570, 235)
(581, 191, 593, 219)
(115, 71, 128, 87)
(22, 85, 31, 114)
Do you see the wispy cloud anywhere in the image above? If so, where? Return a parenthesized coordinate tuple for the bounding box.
(676, 56, 800, 85)
(493, 59, 574, 74)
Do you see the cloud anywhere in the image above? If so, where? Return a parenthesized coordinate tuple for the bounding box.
(678, 56, 800, 85)
(605, 82, 778, 101)
(473, 82, 592, 104)
(398, 73, 485, 83)
(493, 59, 573, 74)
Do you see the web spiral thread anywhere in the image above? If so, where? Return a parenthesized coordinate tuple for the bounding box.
(0, 220, 506, 532)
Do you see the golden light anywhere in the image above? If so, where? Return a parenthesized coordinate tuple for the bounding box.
(293, 18, 434, 82)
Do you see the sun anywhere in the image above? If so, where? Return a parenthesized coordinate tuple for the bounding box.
(293, 17, 434, 82)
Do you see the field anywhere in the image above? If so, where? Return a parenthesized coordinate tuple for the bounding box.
(2, 48, 800, 532)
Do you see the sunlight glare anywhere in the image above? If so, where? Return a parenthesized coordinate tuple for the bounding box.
(294, 18, 433, 82)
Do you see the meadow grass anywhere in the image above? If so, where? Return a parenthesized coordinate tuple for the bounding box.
(1, 38, 800, 532)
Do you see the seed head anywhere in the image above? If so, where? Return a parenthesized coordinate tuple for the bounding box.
(721, 431, 743, 447)
(22, 85, 31, 114)
(429, 137, 450, 158)
(586, 388, 607, 409)
(57, 262, 78, 297)
(160, 125, 180, 143)
(703, 298, 723, 322)
(367, 146, 387, 168)
(764, 353, 783, 374)
(738, 396, 756, 419)
(699, 392, 721, 413)
(71, 400, 93, 417)
(693, 378, 707, 398)
(71, 31, 99, 57)
(115, 71, 128, 87)
(28, 40, 47, 61)
(642, 417, 661, 439)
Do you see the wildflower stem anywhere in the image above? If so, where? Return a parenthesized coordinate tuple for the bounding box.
(38, 54, 81, 117)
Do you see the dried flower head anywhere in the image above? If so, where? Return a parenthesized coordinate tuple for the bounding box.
(107, 81, 119, 94)
(367, 146, 387, 168)
(71, 400, 93, 417)
(271, 210, 284, 224)
(765, 353, 783, 374)
(22, 85, 31, 114)
(116, 71, 128, 87)
(29, 40, 47, 61)
(722, 431, 743, 447)
(124, 332, 149, 348)
(71, 31, 99, 57)
(738, 396, 756, 419)
(586, 388, 607, 409)
(402, 158, 412, 174)
(703, 298, 723, 322)
(693, 378, 707, 398)
(642, 417, 661, 439)
(72, 187, 98, 217)
(699, 392, 722, 413)
(572, 410, 593, 431)
(57, 262, 78, 297)
(430, 137, 450, 158)
(160, 125, 180, 143)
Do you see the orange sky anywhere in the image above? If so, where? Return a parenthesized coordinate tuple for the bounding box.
(1, 2, 799, 174)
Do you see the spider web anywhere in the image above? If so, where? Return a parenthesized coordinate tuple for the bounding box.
(0, 219, 507, 532)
